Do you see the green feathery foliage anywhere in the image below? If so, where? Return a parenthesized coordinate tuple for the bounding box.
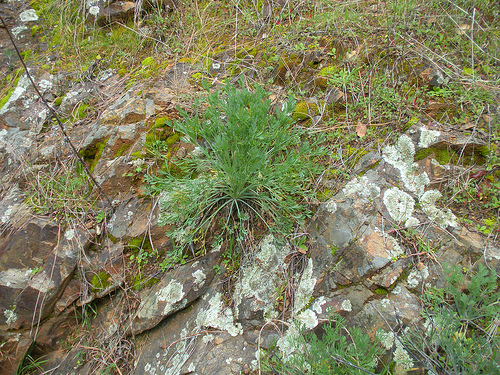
(145, 80, 325, 250)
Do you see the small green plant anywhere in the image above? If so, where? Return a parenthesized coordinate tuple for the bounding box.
(17, 354, 49, 375)
(262, 312, 384, 374)
(24, 161, 95, 220)
(159, 242, 189, 272)
(402, 264, 500, 374)
(146, 80, 325, 253)
(95, 210, 106, 223)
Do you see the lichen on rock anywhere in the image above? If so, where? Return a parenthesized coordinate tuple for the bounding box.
(383, 187, 415, 223)
(418, 126, 441, 148)
(383, 134, 429, 197)
(158, 281, 185, 315)
(196, 293, 242, 337)
(293, 258, 316, 315)
(343, 176, 381, 201)
(420, 190, 457, 228)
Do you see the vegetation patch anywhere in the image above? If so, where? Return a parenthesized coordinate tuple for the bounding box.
(146, 80, 326, 257)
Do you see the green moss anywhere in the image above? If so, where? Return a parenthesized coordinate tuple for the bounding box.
(127, 237, 153, 254)
(132, 274, 159, 291)
(166, 133, 180, 146)
(415, 147, 453, 165)
(131, 150, 145, 159)
(54, 96, 64, 106)
(80, 138, 109, 172)
(374, 288, 388, 295)
(318, 66, 335, 76)
(91, 270, 111, 292)
(145, 133, 157, 144)
(153, 116, 170, 129)
(317, 188, 333, 202)
(72, 103, 91, 120)
(141, 56, 154, 66)
(330, 245, 338, 257)
(115, 143, 131, 158)
(0, 68, 23, 109)
(292, 101, 316, 121)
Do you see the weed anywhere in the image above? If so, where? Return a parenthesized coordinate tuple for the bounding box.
(262, 312, 384, 374)
(146, 80, 326, 254)
(402, 264, 500, 374)
(17, 353, 49, 375)
(24, 160, 97, 221)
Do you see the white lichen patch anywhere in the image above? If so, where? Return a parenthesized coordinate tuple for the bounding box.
(89, 5, 100, 16)
(64, 229, 76, 241)
(377, 329, 395, 350)
(296, 309, 318, 330)
(1, 207, 12, 224)
(418, 127, 441, 148)
(394, 340, 414, 369)
(312, 297, 326, 314)
(276, 326, 303, 362)
(407, 265, 429, 289)
(30, 271, 55, 293)
(158, 281, 185, 316)
(403, 172, 430, 198)
(233, 235, 289, 318)
(201, 333, 214, 344)
(4, 307, 17, 325)
(325, 199, 337, 214)
(383, 187, 415, 223)
(0, 74, 30, 115)
(378, 326, 414, 368)
(383, 135, 429, 197)
(38, 79, 53, 93)
(11, 25, 28, 37)
(19, 9, 38, 22)
(419, 190, 457, 228)
(192, 269, 206, 291)
(343, 176, 381, 201)
(380, 298, 391, 308)
(159, 328, 191, 375)
(293, 258, 316, 314)
(383, 135, 415, 170)
(405, 216, 420, 228)
(0, 269, 32, 288)
(256, 235, 280, 263)
(196, 293, 242, 336)
(341, 299, 352, 312)
(380, 232, 404, 258)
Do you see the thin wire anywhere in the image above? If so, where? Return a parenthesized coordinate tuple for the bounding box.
(0, 16, 113, 208)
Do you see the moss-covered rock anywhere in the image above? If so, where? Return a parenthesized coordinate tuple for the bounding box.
(292, 101, 318, 123)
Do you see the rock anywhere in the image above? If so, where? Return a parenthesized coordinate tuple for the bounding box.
(130, 248, 220, 335)
(0, 330, 34, 375)
(58, 81, 96, 117)
(80, 239, 125, 304)
(100, 90, 153, 125)
(349, 284, 423, 338)
(134, 285, 263, 375)
(87, 1, 136, 27)
(233, 235, 292, 325)
(0, 217, 60, 327)
(421, 67, 448, 87)
(1, 226, 90, 329)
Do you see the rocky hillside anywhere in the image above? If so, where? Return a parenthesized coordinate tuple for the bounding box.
(1, 0, 499, 374)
